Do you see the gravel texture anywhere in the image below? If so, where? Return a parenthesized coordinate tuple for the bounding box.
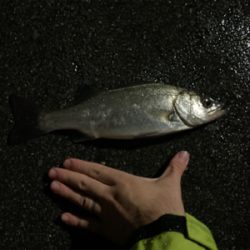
(0, 1, 249, 249)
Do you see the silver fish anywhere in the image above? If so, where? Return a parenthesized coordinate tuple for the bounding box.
(9, 83, 225, 144)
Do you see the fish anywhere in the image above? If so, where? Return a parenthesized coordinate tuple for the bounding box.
(8, 83, 225, 144)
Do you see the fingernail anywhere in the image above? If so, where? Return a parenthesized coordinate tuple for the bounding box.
(178, 151, 190, 163)
(48, 168, 57, 178)
(51, 181, 60, 190)
(64, 159, 71, 168)
(61, 214, 69, 223)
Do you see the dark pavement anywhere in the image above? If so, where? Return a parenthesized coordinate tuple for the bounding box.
(0, 1, 249, 249)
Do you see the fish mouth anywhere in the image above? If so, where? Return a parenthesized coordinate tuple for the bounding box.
(208, 106, 226, 121)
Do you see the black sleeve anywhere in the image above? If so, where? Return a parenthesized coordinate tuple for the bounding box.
(128, 214, 187, 247)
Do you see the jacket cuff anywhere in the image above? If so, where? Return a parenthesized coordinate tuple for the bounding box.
(128, 214, 187, 247)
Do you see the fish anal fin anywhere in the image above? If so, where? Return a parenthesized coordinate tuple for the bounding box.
(72, 133, 94, 143)
(59, 129, 94, 143)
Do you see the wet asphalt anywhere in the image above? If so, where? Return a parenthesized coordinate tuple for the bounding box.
(0, 1, 249, 249)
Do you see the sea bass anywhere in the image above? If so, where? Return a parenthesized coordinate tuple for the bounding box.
(9, 83, 225, 144)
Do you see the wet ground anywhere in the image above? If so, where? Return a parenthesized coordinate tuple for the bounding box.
(0, 1, 249, 249)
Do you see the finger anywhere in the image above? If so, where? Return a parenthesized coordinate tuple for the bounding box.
(50, 181, 102, 214)
(48, 167, 110, 199)
(63, 158, 127, 185)
(161, 151, 190, 179)
(61, 212, 100, 233)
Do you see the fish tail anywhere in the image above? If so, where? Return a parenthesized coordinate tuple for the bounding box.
(8, 95, 46, 145)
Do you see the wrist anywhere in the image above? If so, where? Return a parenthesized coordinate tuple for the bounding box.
(128, 214, 187, 247)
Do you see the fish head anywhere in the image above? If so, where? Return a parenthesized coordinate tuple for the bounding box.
(174, 91, 225, 127)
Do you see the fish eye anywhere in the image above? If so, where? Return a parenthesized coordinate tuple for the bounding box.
(202, 97, 213, 108)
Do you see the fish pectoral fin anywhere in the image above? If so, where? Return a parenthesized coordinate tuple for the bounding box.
(147, 109, 177, 123)
(167, 111, 180, 122)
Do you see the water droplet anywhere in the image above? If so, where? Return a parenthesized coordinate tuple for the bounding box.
(72, 62, 78, 72)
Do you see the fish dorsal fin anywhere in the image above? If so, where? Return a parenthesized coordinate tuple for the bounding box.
(73, 84, 101, 104)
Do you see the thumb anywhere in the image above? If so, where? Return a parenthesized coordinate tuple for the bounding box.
(161, 151, 190, 179)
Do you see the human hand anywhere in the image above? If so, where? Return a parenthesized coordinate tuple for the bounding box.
(48, 151, 189, 245)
